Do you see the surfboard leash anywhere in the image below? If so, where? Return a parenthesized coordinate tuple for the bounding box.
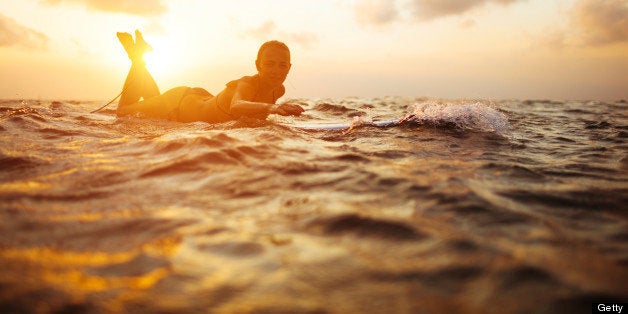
(90, 90, 124, 113)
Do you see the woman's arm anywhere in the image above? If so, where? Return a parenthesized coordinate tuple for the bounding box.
(230, 100, 274, 117)
(229, 81, 303, 118)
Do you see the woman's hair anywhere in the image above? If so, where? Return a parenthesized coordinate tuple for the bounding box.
(256, 40, 290, 62)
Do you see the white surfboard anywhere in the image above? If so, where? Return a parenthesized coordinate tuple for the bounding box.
(286, 119, 401, 131)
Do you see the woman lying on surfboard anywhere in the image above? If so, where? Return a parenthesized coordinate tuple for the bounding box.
(115, 30, 304, 123)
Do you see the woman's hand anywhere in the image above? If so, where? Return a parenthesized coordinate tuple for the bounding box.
(270, 103, 305, 116)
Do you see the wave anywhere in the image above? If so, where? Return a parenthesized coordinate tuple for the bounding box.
(307, 213, 425, 241)
(1, 98, 626, 313)
(313, 103, 359, 114)
(344, 101, 511, 136)
(400, 102, 511, 135)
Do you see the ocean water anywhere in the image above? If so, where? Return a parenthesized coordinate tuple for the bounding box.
(0, 97, 626, 313)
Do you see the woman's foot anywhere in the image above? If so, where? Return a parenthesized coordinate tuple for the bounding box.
(116, 32, 134, 57)
(134, 30, 153, 55)
(116, 30, 152, 62)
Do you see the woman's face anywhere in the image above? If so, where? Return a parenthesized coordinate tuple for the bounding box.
(256, 47, 291, 88)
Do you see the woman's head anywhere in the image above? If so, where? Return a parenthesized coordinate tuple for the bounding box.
(256, 41, 291, 87)
(256, 41, 290, 63)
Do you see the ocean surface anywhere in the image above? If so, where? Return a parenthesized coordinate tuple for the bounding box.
(0, 97, 626, 313)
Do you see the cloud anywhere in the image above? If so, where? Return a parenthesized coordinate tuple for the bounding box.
(539, 0, 628, 49)
(282, 31, 319, 48)
(42, 0, 167, 16)
(0, 13, 48, 49)
(571, 0, 628, 46)
(241, 21, 278, 39)
(353, 0, 399, 26)
(352, 0, 523, 26)
(459, 19, 477, 29)
(240, 21, 319, 48)
(407, 0, 521, 21)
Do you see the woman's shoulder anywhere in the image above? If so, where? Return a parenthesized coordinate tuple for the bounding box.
(226, 74, 259, 88)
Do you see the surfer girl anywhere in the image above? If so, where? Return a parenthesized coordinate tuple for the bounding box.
(115, 30, 304, 122)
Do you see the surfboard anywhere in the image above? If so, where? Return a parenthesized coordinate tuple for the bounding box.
(286, 119, 401, 131)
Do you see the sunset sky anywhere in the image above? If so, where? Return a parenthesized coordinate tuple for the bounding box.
(1, 0, 627, 101)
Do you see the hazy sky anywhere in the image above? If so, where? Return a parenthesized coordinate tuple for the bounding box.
(1, 0, 627, 101)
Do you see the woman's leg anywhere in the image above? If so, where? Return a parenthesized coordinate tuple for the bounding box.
(117, 31, 160, 107)
(115, 31, 198, 121)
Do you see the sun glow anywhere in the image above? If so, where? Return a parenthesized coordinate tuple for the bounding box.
(0, 0, 626, 100)
(142, 36, 182, 80)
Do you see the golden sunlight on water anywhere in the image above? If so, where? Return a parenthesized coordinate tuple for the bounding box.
(0, 226, 183, 312)
(0, 99, 626, 313)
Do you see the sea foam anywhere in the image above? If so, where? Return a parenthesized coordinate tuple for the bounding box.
(402, 102, 511, 135)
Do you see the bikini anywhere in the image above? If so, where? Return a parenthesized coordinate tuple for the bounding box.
(170, 75, 275, 122)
